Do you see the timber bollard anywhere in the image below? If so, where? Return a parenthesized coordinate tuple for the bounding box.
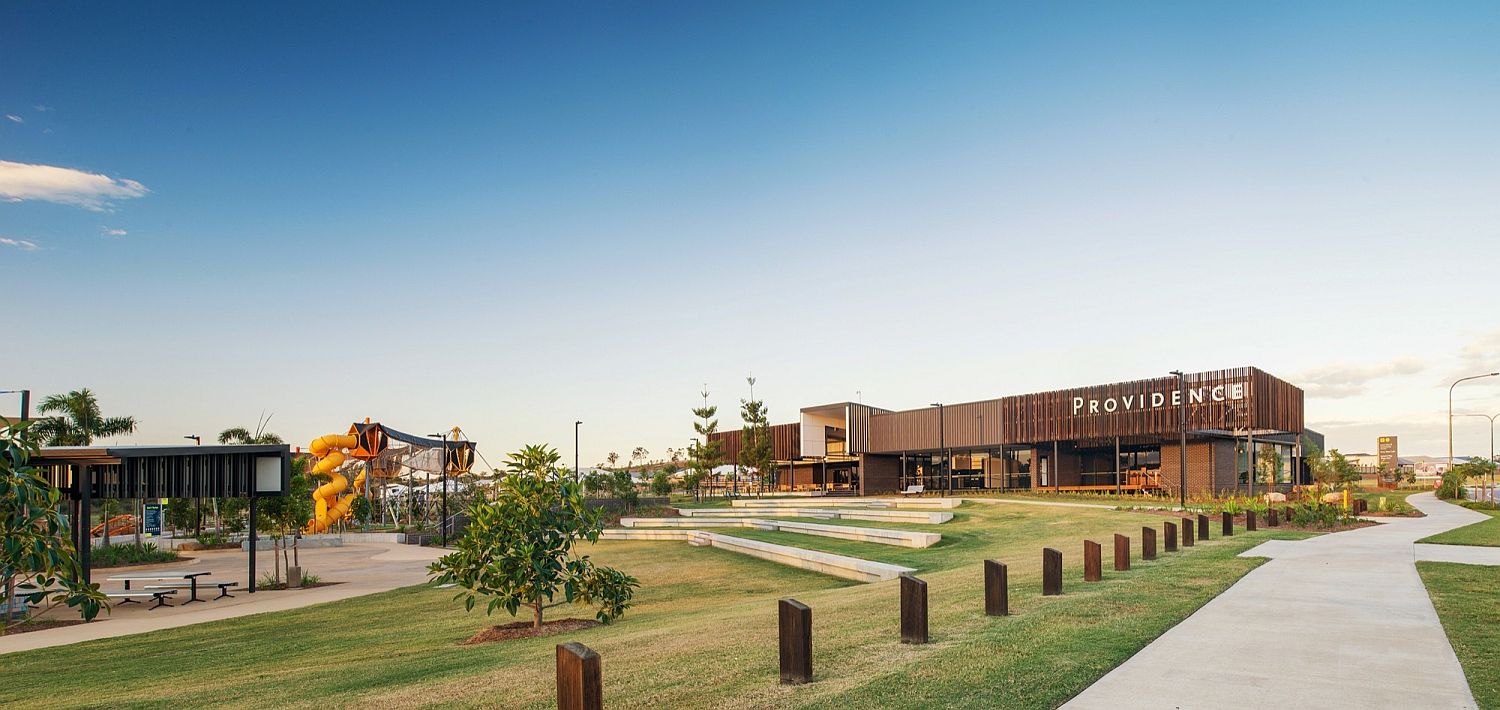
(1043, 548, 1063, 596)
(900, 574, 928, 644)
(1084, 540, 1102, 582)
(1164, 521, 1178, 552)
(1197, 513, 1209, 540)
(556, 642, 603, 710)
(1246, 510, 1258, 531)
(778, 598, 812, 685)
(1222, 511, 1234, 537)
(1268, 508, 1279, 527)
(1182, 518, 1195, 546)
(984, 560, 1008, 616)
(1114, 534, 1130, 571)
(1141, 526, 1157, 560)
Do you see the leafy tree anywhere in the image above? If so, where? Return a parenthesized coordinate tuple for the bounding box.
(687, 386, 722, 500)
(606, 452, 619, 470)
(32, 388, 136, 446)
(217, 417, 284, 445)
(610, 470, 639, 509)
(740, 376, 774, 494)
(651, 470, 672, 497)
(1304, 439, 1359, 493)
(630, 447, 648, 471)
(1255, 443, 1284, 488)
(2, 422, 109, 635)
(254, 456, 313, 584)
(428, 444, 640, 630)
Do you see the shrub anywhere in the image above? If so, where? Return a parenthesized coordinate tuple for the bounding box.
(90, 542, 178, 568)
(650, 471, 672, 497)
(1437, 470, 1467, 500)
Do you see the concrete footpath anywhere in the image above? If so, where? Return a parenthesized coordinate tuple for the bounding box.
(0, 542, 444, 655)
(1063, 492, 1489, 710)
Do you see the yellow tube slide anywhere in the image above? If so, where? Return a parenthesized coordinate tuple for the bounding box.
(305, 433, 365, 533)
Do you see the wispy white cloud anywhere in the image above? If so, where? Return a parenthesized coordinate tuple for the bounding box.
(1296, 357, 1426, 399)
(4, 114, 22, 124)
(0, 237, 41, 252)
(33, 105, 51, 112)
(0, 160, 149, 211)
(102, 227, 128, 237)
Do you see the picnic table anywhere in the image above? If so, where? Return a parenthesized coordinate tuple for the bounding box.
(105, 570, 213, 604)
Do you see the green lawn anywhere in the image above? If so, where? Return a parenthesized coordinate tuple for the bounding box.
(1418, 561, 1500, 708)
(3, 503, 1310, 709)
(1419, 506, 1500, 546)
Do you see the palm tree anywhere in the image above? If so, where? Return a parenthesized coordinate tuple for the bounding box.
(218, 413, 283, 444)
(33, 388, 137, 446)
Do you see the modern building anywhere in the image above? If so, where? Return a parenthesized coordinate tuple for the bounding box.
(710, 366, 1319, 497)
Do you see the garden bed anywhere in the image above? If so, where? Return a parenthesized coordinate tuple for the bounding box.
(461, 618, 601, 645)
(2, 618, 90, 635)
(94, 556, 196, 570)
(253, 580, 344, 591)
(1123, 507, 1375, 532)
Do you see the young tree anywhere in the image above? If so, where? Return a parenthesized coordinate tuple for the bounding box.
(1255, 443, 1285, 489)
(651, 470, 673, 497)
(606, 451, 619, 470)
(2, 422, 108, 635)
(687, 386, 722, 501)
(428, 444, 639, 630)
(740, 376, 774, 495)
(254, 456, 313, 585)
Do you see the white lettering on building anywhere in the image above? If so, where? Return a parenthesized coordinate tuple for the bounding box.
(1073, 382, 1248, 418)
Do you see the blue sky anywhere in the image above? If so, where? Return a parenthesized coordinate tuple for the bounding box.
(4, 1, 1499, 461)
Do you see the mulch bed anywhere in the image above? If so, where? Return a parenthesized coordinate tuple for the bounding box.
(2, 619, 90, 635)
(254, 581, 345, 591)
(1127, 507, 1376, 532)
(462, 618, 601, 645)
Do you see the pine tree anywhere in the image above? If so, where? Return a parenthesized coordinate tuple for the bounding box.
(687, 386, 721, 501)
(740, 375, 774, 496)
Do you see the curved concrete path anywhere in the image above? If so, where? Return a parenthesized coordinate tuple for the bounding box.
(1063, 493, 1489, 710)
(0, 542, 444, 655)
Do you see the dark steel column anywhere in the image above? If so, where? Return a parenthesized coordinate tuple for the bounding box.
(248, 490, 257, 593)
(79, 465, 92, 584)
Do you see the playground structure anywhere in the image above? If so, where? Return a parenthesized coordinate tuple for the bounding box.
(304, 421, 478, 534)
(91, 514, 139, 538)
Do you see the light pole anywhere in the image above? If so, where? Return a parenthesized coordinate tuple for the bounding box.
(1454, 412, 1499, 501)
(1449, 373, 1499, 474)
(1170, 370, 1187, 509)
(575, 420, 583, 483)
(429, 431, 449, 547)
(930, 403, 946, 494)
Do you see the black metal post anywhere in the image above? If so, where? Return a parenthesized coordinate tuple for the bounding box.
(248, 489, 257, 592)
(79, 465, 92, 584)
(19, 389, 28, 420)
(441, 432, 449, 547)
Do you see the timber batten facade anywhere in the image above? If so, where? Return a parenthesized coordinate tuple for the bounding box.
(708, 367, 1314, 496)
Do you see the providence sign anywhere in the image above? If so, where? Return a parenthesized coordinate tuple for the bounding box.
(1071, 381, 1248, 416)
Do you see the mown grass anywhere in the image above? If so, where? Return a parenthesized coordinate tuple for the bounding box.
(3, 503, 1310, 709)
(1418, 561, 1500, 708)
(1418, 506, 1500, 547)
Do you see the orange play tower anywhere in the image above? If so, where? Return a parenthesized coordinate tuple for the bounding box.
(303, 421, 475, 533)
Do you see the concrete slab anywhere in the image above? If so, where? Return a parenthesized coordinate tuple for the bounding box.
(619, 517, 941, 547)
(678, 507, 953, 524)
(598, 529, 914, 582)
(1062, 493, 1488, 710)
(731, 497, 962, 510)
(1415, 543, 1500, 566)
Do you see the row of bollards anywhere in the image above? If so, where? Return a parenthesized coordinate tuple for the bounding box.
(556, 506, 1273, 703)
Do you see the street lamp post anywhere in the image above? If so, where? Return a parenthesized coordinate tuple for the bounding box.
(1449, 373, 1500, 475)
(1454, 412, 1499, 502)
(429, 431, 449, 547)
(575, 420, 583, 483)
(184, 435, 202, 534)
(930, 403, 946, 494)
(0, 389, 29, 421)
(1170, 370, 1187, 509)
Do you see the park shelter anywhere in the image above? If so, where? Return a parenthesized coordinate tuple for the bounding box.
(30, 444, 291, 592)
